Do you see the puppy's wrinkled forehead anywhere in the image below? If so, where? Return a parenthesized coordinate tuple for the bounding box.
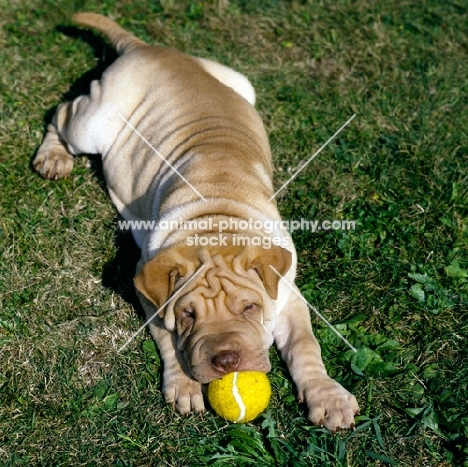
(175, 265, 263, 317)
(175, 252, 265, 294)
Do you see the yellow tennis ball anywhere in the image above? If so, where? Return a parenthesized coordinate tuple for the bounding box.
(208, 371, 271, 423)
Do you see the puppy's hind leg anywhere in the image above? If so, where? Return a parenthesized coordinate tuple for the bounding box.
(33, 103, 74, 180)
(34, 81, 110, 180)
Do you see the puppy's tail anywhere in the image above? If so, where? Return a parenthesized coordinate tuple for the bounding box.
(72, 13, 147, 55)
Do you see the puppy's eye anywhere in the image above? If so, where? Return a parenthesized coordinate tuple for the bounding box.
(183, 309, 195, 319)
(243, 303, 257, 312)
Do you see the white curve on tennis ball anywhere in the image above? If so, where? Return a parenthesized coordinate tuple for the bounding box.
(232, 372, 247, 422)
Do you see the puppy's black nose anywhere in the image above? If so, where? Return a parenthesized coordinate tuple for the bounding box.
(211, 351, 240, 373)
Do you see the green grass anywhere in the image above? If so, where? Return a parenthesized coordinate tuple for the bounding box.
(1, 0, 467, 465)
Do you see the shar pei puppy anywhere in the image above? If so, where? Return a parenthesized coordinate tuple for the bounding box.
(34, 13, 359, 431)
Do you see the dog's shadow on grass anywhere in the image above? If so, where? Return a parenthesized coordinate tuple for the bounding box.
(100, 218, 144, 319)
(57, 25, 118, 100)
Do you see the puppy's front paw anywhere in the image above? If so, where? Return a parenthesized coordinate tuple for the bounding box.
(33, 145, 73, 180)
(300, 377, 359, 433)
(163, 374, 205, 415)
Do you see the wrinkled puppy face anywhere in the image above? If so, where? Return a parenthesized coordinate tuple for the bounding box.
(134, 242, 292, 383)
(173, 269, 273, 383)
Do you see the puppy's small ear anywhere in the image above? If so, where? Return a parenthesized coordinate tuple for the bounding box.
(134, 244, 198, 321)
(241, 245, 292, 300)
(134, 260, 184, 313)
